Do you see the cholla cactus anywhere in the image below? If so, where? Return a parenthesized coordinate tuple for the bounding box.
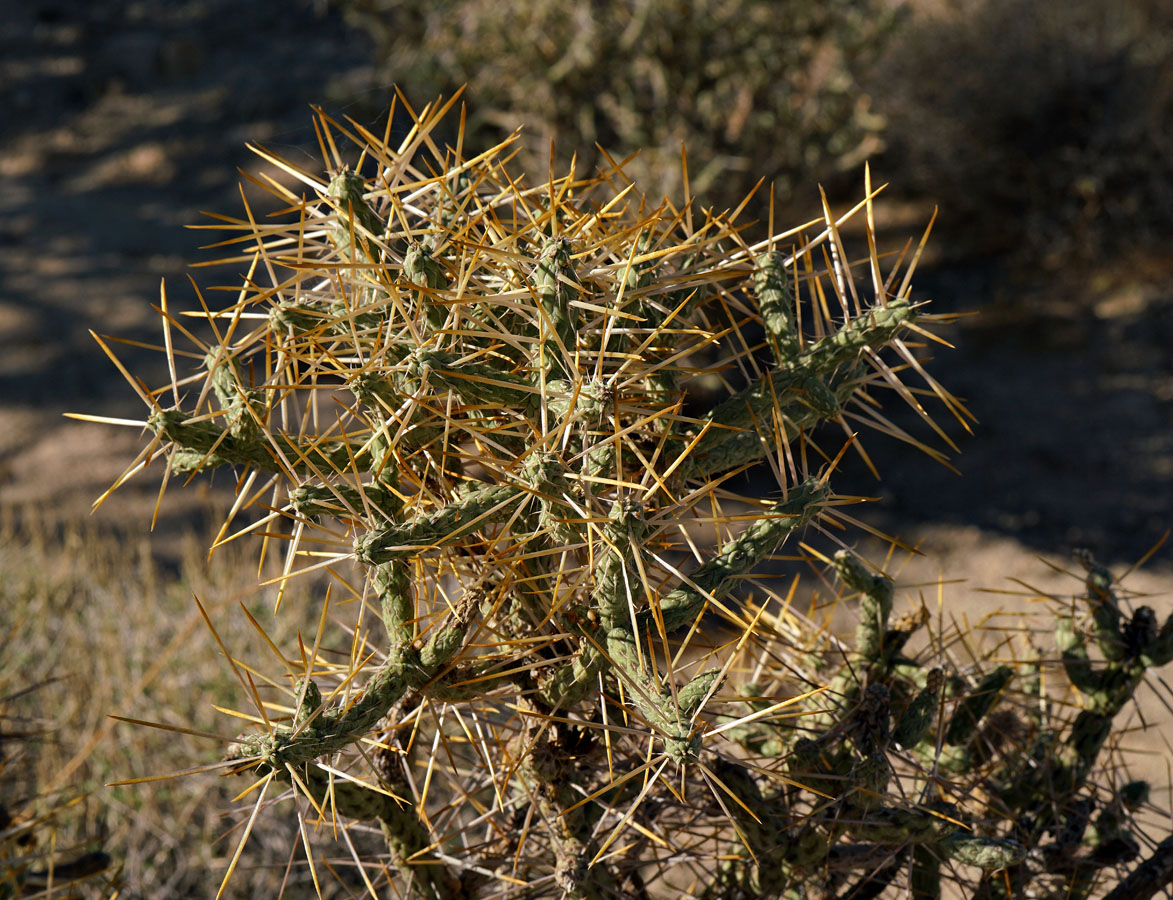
(88, 95, 1173, 899)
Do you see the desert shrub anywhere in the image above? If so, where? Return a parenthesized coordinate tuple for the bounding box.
(87, 96, 1173, 899)
(874, 0, 1173, 270)
(338, 0, 901, 208)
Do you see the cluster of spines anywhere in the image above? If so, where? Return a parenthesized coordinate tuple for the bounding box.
(90, 96, 1171, 899)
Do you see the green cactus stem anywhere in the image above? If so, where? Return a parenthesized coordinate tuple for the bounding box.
(151, 408, 352, 476)
(944, 665, 1014, 747)
(685, 300, 914, 478)
(234, 561, 476, 771)
(754, 251, 801, 364)
(533, 237, 581, 379)
(404, 240, 448, 331)
(655, 480, 828, 634)
(327, 167, 386, 264)
(836, 550, 895, 663)
(353, 482, 524, 563)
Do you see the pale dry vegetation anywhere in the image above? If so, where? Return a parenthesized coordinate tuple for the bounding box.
(1, 512, 360, 897)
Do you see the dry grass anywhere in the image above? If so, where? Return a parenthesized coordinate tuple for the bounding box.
(0, 510, 367, 898)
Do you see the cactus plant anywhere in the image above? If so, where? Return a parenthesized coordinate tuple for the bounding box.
(88, 95, 1173, 899)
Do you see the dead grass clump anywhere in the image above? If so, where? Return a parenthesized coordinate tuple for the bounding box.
(0, 511, 352, 898)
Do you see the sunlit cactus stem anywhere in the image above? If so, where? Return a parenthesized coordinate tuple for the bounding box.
(655, 481, 828, 633)
(754, 251, 801, 363)
(354, 482, 524, 563)
(327, 167, 385, 263)
(533, 237, 581, 379)
(685, 299, 914, 478)
(235, 560, 477, 771)
(404, 240, 447, 330)
(150, 408, 353, 476)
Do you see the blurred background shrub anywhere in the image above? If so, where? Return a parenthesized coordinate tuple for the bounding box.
(338, 0, 1173, 283)
(338, 0, 902, 208)
(873, 0, 1173, 271)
